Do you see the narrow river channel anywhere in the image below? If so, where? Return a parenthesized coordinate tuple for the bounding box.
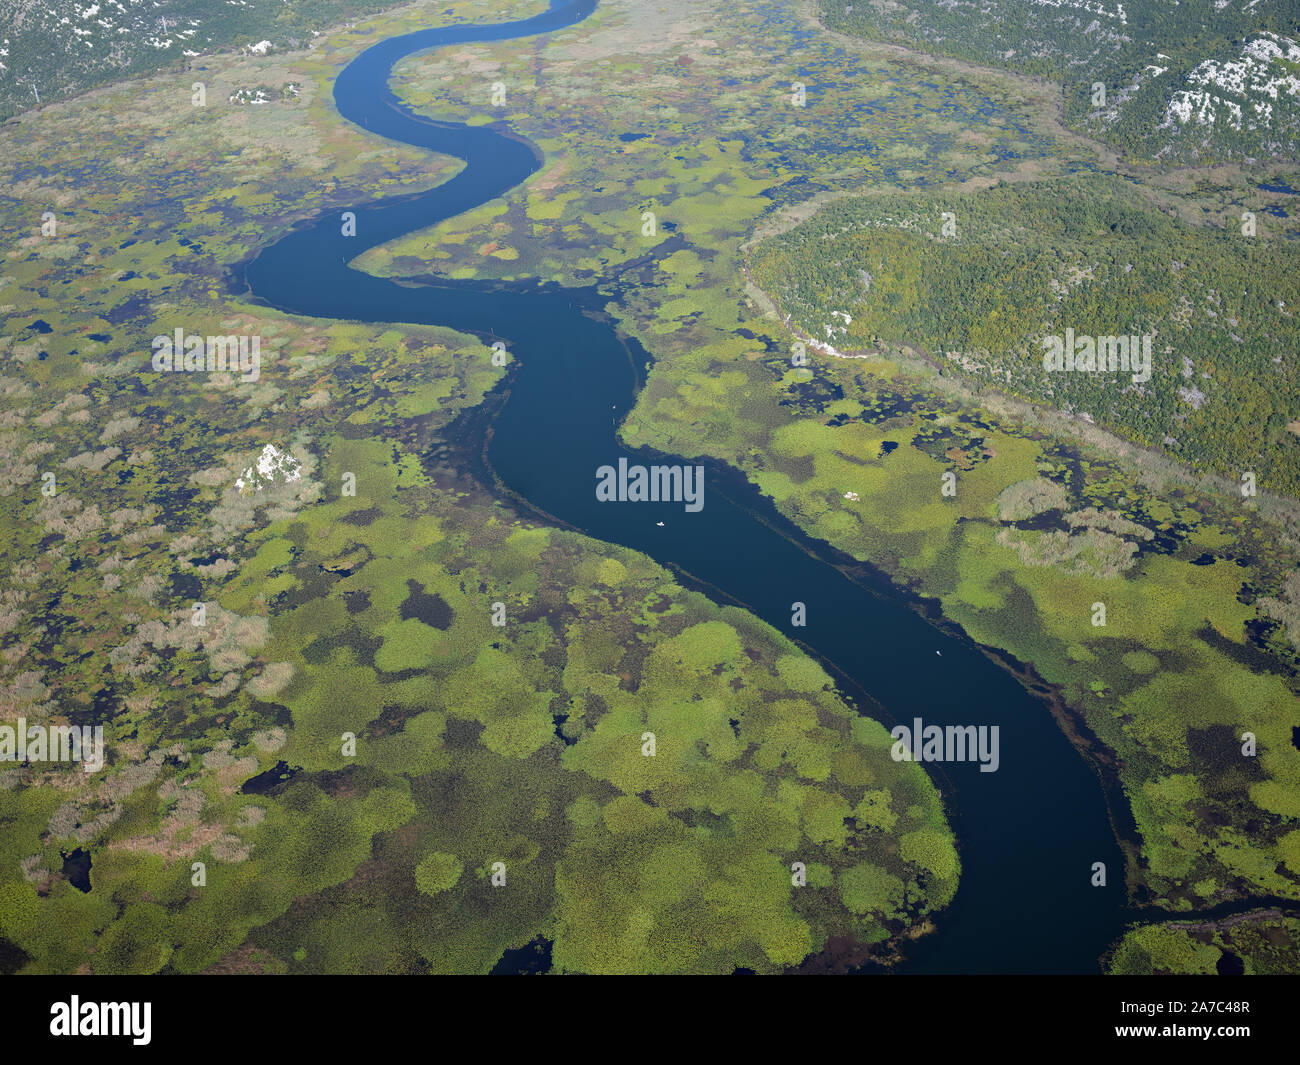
(241, 0, 1129, 973)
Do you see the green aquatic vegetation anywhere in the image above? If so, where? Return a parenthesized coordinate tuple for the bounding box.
(1108, 914, 1300, 975)
(415, 852, 463, 896)
(360, 0, 1055, 301)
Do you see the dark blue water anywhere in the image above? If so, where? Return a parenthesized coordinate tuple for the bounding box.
(240, 0, 1127, 973)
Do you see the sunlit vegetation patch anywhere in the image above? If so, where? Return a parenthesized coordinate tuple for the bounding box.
(995, 477, 1068, 521)
(1107, 913, 1300, 974)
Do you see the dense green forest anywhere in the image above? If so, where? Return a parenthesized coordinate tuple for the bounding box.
(750, 175, 1300, 496)
(820, 0, 1300, 163)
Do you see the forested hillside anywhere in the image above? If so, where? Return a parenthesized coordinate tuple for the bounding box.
(821, 0, 1300, 163)
(750, 175, 1300, 495)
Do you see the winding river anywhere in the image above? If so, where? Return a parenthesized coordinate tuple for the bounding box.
(240, 0, 1130, 973)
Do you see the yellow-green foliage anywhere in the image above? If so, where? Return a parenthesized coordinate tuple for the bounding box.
(1108, 915, 1300, 975)
(415, 853, 464, 896)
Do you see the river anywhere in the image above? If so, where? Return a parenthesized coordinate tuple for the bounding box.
(240, 0, 1129, 973)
